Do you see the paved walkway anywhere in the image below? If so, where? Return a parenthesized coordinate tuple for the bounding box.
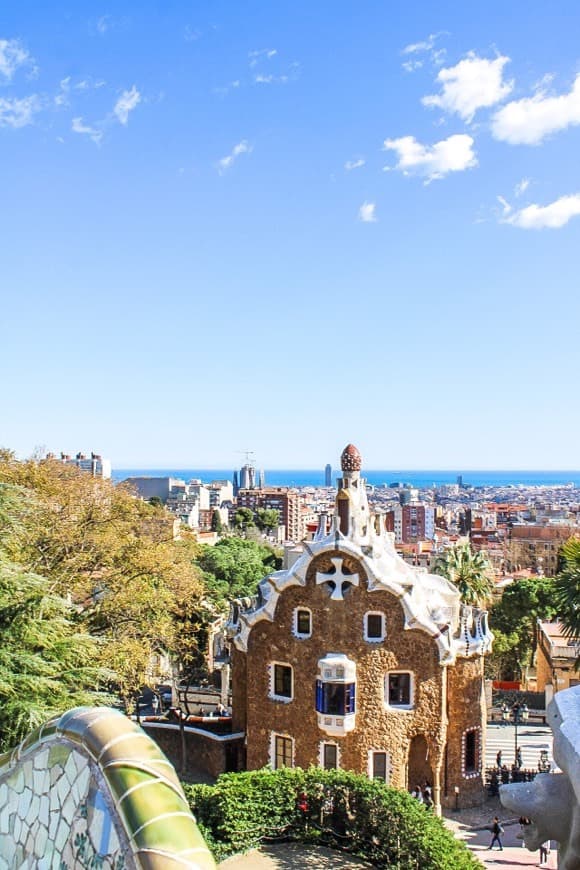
(218, 801, 558, 869)
(444, 798, 557, 870)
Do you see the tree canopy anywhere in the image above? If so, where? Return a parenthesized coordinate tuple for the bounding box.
(433, 542, 493, 606)
(554, 538, 580, 646)
(486, 575, 557, 680)
(0, 454, 205, 707)
(196, 536, 282, 606)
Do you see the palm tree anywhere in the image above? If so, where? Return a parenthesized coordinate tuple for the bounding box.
(433, 542, 494, 606)
(554, 537, 580, 643)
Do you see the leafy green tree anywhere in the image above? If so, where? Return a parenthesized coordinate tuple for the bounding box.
(0, 455, 204, 706)
(488, 576, 557, 681)
(433, 542, 493, 605)
(255, 508, 279, 533)
(554, 538, 580, 650)
(196, 537, 281, 605)
(234, 507, 254, 530)
(0, 556, 112, 751)
(211, 510, 223, 534)
(148, 496, 164, 508)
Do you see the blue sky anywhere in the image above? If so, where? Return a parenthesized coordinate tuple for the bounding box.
(2, 1, 580, 469)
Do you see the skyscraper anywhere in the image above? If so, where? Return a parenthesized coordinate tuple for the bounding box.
(325, 464, 332, 487)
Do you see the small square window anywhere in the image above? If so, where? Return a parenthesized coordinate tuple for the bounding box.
(371, 751, 389, 782)
(274, 735, 293, 769)
(272, 664, 293, 700)
(296, 609, 311, 636)
(365, 612, 385, 642)
(386, 672, 412, 707)
(322, 743, 338, 770)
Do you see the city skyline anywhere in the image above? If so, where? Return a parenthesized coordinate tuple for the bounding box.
(2, 2, 580, 468)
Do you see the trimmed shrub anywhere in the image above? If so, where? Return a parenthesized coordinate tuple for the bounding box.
(184, 767, 483, 868)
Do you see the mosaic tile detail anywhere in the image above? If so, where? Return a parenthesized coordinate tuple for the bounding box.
(0, 707, 215, 870)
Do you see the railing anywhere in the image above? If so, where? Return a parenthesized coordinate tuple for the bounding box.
(485, 766, 545, 796)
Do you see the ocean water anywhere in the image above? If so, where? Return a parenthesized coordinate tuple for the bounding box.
(113, 469, 580, 489)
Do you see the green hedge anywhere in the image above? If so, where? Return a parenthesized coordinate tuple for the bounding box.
(184, 767, 483, 868)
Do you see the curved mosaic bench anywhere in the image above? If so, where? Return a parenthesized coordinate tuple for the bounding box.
(0, 706, 215, 870)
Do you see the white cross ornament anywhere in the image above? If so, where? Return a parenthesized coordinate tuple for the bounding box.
(316, 556, 359, 601)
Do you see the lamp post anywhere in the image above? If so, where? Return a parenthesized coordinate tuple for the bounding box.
(512, 703, 529, 766)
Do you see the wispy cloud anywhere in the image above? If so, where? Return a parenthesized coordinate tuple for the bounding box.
(248, 48, 277, 68)
(0, 95, 40, 128)
(217, 139, 252, 172)
(402, 33, 441, 55)
(401, 32, 447, 72)
(358, 202, 377, 222)
(502, 193, 580, 229)
(213, 80, 241, 97)
(96, 15, 111, 35)
(514, 178, 530, 198)
(184, 25, 202, 42)
(491, 73, 580, 145)
(422, 52, 513, 121)
(71, 116, 103, 145)
(0, 38, 35, 80)
(55, 75, 107, 107)
(383, 133, 477, 182)
(113, 85, 141, 125)
(345, 158, 365, 171)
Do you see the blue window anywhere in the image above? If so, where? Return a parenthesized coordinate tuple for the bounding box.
(316, 681, 356, 715)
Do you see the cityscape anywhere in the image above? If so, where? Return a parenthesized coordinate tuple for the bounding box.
(2, 1, 580, 868)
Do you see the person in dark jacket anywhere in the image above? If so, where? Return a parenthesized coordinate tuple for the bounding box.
(489, 817, 504, 851)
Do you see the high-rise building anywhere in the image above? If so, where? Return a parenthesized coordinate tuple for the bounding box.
(325, 464, 332, 487)
(385, 504, 435, 544)
(232, 470, 239, 497)
(239, 464, 255, 490)
(258, 469, 265, 488)
(236, 487, 305, 541)
(59, 452, 111, 479)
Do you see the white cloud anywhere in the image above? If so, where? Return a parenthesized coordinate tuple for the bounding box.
(503, 194, 580, 229)
(0, 95, 40, 128)
(402, 59, 423, 73)
(217, 139, 252, 172)
(71, 116, 103, 145)
(358, 202, 377, 223)
(113, 85, 141, 125)
(491, 74, 580, 145)
(497, 195, 512, 217)
(422, 52, 513, 122)
(345, 158, 365, 171)
(97, 16, 110, 34)
(0, 38, 33, 80)
(402, 33, 439, 55)
(249, 48, 277, 67)
(383, 133, 477, 182)
(514, 177, 530, 197)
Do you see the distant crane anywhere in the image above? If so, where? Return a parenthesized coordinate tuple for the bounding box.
(236, 450, 255, 467)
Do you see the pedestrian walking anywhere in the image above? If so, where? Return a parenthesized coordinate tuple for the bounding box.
(516, 746, 523, 769)
(496, 750, 502, 768)
(539, 840, 550, 865)
(489, 816, 504, 851)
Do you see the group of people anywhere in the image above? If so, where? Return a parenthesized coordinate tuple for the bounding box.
(496, 747, 524, 772)
(410, 781, 433, 809)
(488, 814, 551, 863)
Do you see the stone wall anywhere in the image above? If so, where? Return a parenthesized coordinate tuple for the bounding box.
(233, 549, 487, 807)
(142, 723, 245, 781)
(445, 657, 486, 808)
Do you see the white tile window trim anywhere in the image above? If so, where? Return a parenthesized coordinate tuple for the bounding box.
(292, 606, 312, 639)
(461, 726, 482, 779)
(364, 611, 386, 642)
(270, 731, 295, 769)
(384, 671, 414, 711)
(269, 661, 294, 703)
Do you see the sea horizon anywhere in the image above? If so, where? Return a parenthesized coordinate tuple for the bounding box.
(113, 469, 580, 489)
